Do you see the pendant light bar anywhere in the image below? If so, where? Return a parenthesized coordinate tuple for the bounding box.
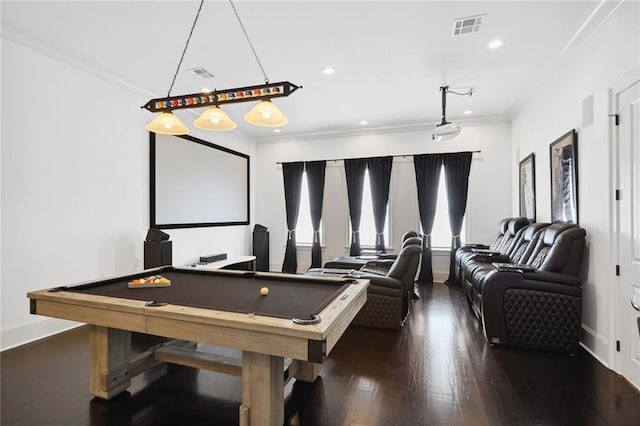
(142, 81, 301, 113)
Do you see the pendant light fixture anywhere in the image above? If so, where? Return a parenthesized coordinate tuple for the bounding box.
(432, 86, 473, 141)
(193, 106, 237, 131)
(143, 0, 300, 134)
(244, 99, 288, 127)
(146, 111, 190, 135)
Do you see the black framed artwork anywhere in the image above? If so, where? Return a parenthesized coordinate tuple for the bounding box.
(519, 153, 536, 221)
(549, 130, 578, 224)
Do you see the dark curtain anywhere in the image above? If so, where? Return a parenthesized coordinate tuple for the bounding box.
(344, 158, 368, 256)
(305, 161, 326, 268)
(367, 157, 393, 253)
(413, 154, 443, 283)
(443, 152, 473, 283)
(281, 162, 305, 273)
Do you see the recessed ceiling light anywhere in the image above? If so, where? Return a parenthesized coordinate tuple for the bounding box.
(274, 129, 281, 133)
(201, 87, 212, 93)
(360, 120, 368, 125)
(487, 39, 504, 49)
(463, 110, 473, 115)
(321, 66, 336, 75)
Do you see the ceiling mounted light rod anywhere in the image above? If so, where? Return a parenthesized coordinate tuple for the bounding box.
(142, 81, 300, 113)
(439, 85, 449, 126)
(432, 85, 473, 141)
(143, 0, 300, 135)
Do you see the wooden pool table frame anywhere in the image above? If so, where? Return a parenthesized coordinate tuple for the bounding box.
(28, 268, 368, 426)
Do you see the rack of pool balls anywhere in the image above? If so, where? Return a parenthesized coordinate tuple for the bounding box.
(128, 275, 171, 288)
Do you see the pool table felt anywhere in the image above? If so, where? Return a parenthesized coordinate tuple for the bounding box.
(63, 270, 351, 321)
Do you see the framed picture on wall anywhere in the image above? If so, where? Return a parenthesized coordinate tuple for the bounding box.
(519, 153, 536, 221)
(549, 129, 578, 224)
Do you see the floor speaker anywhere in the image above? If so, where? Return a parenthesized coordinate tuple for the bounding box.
(144, 240, 172, 269)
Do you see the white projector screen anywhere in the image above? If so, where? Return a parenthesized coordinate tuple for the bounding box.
(150, 133, 250, 228)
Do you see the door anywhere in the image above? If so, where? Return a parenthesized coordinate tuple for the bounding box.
(616, 76, 640, 389)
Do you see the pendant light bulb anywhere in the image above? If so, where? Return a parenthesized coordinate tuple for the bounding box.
(194, 106, 238, 131)
(145, 111, 189, 135)
(244, 99, 288, 127)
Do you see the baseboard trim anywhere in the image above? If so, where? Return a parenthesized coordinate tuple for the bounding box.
(580, 323, 611, 369)
(433, 271, 449, 283)
(1, 318, 82, 352)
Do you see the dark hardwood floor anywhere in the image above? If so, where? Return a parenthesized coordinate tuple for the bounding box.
(3, 281, 640, 426)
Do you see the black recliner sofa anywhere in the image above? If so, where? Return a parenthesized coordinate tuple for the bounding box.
(458, 222, 586, 353)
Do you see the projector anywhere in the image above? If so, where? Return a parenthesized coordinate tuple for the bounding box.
(432, 122, 461, 141)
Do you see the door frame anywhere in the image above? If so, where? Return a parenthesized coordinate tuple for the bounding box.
(609, 65, 640, 374)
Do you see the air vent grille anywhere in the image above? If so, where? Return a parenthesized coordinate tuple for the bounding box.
(189, 67, 215, 79)
(452, 14, 486, 36)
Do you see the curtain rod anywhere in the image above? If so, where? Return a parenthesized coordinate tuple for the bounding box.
(275, 150, 481, 165)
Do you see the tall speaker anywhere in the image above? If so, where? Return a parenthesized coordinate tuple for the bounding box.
(253, 224, 269, 272)
(144, 240, 172, 269)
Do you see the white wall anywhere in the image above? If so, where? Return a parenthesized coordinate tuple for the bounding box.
(510, 2, 639, 367)
(254, 120, 512, 278)
(1, 38, 256, 350)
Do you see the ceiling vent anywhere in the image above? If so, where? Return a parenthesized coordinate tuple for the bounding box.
(189, 67, 215, 79)
(452, 14, 486, 36)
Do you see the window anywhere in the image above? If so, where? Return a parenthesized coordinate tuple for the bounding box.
(296, 171, 317, 245)
(349, 169, 390, 248)
(427, 169, 466, 248)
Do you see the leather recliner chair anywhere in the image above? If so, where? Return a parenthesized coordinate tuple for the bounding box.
(349, 243, 422, 329)
(306, 242, 422, 330)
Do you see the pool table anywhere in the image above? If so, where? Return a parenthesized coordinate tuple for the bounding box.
(28, 267, 368, 426)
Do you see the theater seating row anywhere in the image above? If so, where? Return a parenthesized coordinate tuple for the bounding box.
(455, 217, 586, 353)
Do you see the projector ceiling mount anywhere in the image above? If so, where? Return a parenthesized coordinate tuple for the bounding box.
(432, 86, 474, 141)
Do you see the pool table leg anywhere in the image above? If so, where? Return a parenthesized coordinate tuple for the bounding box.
(290, 360, 322, 383)
(89, 325, 131, 399)
(240, 351, 284, 426)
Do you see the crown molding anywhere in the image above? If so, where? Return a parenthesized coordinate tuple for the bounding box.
(2, 21, 153, 99)
(257, 115, 510, 144)
(1, 21, 257, 140)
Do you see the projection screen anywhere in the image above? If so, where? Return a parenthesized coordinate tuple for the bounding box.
(150, 133, 250, 228)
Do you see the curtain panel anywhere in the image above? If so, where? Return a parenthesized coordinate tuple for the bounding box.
(305, 160, 326, 268)
(281, 162, 304, 273)
(367, 156, 393, 253)
(413, 153, 443, 283)
(344, 158, 368, 256)
(443, 152, 473, 283)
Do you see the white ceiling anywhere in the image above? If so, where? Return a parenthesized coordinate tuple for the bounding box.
(2, 1, 609, 139)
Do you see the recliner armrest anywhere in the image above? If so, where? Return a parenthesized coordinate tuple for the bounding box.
(348, 272, 402, 290)
(521, 270, 582, 287)
(482, 270, 582, 298)
(470, 253, 511, 263)
(363, 259, 395, 268)
(468, 245, 491, 250)
(376, 253, 398, 260)
(458, 243, 490, 254)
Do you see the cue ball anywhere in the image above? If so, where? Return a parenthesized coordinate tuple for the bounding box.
(260, 287, 269, 296)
